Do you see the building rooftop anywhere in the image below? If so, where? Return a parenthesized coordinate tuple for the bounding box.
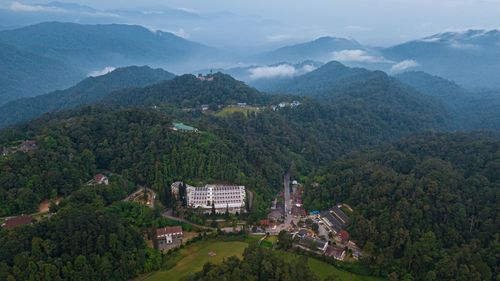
(331, 206, 350, 224)
(173, 122, 198, 132)
(2, 215, 33, 229)
(156, 226, 183, 236)
(320, 210, 344, 233)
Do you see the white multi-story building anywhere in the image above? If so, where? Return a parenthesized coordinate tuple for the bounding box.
(171, 182, 246, 214)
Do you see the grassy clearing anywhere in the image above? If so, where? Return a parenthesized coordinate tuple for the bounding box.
(282, 253, 385, 281)
(135, 241, 248, 281)
(215, 106, 261, 117)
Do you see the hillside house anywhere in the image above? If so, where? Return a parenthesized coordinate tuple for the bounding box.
(87, 174, 109, 185)
(156, 226, 183, 244)
(296, 235, 329, 253)
(1, 215, 33, 229)
(172, 122, 199, 132)
(325, 246, 346, 261)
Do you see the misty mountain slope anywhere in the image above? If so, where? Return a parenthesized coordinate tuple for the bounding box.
(394, 71, 472, 108)
(394, 71, 500, 130)
(0, 66, 175, 129)
(0, 22, 217, 72)
(383, 30, 500, 88)
(0, 42, 83, 104)
(252, 36, 364, 64)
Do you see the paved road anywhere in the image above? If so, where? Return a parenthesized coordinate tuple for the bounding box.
(284, 172, 291, 215)
(124, 186, 156, 208)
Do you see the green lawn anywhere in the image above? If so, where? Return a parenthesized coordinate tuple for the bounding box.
(136, 241, 248, 281)
(215, 106, 261, 117)
(282, 252, 385, 281)
(308, 258, 384, 281)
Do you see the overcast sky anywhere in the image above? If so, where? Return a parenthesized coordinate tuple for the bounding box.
(3, 0, 500, 46)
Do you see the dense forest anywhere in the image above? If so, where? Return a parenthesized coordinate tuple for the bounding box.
(303, 132, 499, 280)
(0, 188, 163, 281)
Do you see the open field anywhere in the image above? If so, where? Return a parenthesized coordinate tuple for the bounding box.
(136, 236, 384, 281)
(135, 241, 247, 281)
(215, 106, 261, 117)
(283, 253, 385, 281)
(308, 258, 384, 281)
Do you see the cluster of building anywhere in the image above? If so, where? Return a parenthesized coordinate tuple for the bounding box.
(271, 101, 301, 111)
(290, 206, 353, 261)
(171, 182, 247, 214)
(196, 74, 214, 81)
(2, 140, 37, 156)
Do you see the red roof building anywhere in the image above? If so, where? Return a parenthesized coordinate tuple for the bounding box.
(337, 230, 350, 243)
(2, 215, 33, 229)
(292, 206, 307, 217)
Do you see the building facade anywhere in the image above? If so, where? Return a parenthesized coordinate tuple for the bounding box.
(172, 182, 246, 214)
(156, 226, 183, 244)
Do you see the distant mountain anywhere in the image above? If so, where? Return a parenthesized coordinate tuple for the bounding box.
(260, 61, 449, 130)
(0, 22, 218, 73)
(0, 42, 83, 105)
(395, 70, 500, 131)
(0, 66, 175, 129)
(258, 61, 374, 95)
(252, 36, 364, 64)
(383, 29, 500, 88)
(103, 72, 267, 108)
(394, 71, 471, 106)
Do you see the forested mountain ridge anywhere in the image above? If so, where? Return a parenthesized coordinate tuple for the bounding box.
(102, 73, 269, 108)
(0, 66, 175, 129)
(0, 42, 83, 105)
(303, 131, 499, 281)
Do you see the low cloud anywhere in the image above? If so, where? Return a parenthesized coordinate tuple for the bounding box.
(88, 67, 116, 77)
(391, 60, 419, 73)
(331, 49, 392, 63)
(248, 64, 316, 80)
(10, 2, 67, 13)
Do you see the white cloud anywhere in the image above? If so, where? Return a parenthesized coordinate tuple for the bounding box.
(88, 67, 116, 77)
(331, 49, 392, 63)
(391, 60, 419, 73)
(301, 64, 317, 73)
(248, 64, 316, 80)
(249, 64, 297, 79)
(10, 2, 67, 13)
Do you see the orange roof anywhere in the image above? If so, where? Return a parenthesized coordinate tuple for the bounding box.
(2, 215, 32, 229)
(156, 226, 182, 236)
